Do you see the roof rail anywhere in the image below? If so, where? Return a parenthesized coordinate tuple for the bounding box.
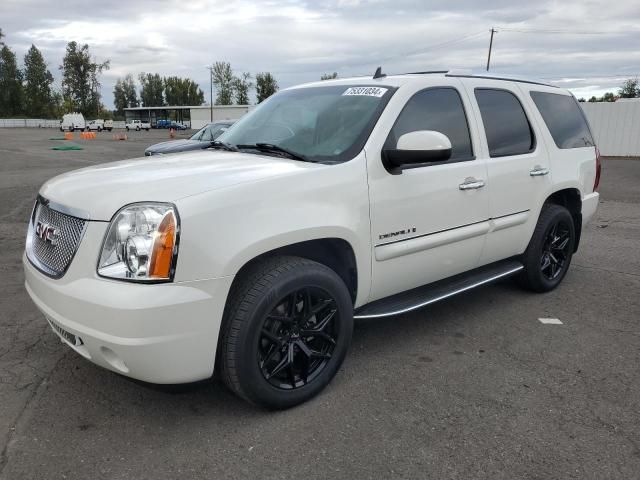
(445, 72, 557, 87)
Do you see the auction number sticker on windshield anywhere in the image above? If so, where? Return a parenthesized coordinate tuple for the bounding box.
(342, 87, 388, 97)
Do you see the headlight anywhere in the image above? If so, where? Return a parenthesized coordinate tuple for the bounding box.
(97, 203, 179, 282)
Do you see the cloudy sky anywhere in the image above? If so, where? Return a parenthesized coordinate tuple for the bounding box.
(1, 0, 639, 108)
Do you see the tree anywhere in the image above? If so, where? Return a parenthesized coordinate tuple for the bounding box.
(211, 61, 234, 105)
(0, 44, 24, 116)
(320, 72, 338, 80)
(138, 72, 164, 106)
(60, 41, 109, 116)
(618, 78, 639, 98)
(602, 92, 616, 102)
(0, 28, 4, 46)
(163, 76, 204, 105)
(113, 74, 138, 114)
(588, 96, 597, 102)
(255, 72, 278, 103)
(233, 72, 253, 105)
(23, 45, 55, 117)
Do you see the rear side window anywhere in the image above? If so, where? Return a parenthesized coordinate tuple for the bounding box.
(530, 91, 594, 148)
(386, 87, 473, 162)
(475, 89, 535, 157)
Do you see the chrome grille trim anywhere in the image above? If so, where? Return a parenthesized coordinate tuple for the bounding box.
(26, 197, 87, 278)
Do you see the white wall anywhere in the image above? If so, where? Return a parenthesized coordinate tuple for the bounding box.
(190, 106, 250, 130)
(581, 101, 640, 156)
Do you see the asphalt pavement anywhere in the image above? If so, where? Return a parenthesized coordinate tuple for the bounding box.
(0, 128, 638, 479)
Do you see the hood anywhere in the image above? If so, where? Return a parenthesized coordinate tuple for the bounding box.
(40, 150, 321, 220)
(145, 139, 204, 154)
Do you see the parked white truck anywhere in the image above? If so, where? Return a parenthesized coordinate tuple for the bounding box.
(125, 119, 150, 131)
(25, 71, 600, 409)
(59, 113, 86, 132)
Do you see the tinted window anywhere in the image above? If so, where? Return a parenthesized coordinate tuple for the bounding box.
(530, 92, 594, 148)
(475, 89, 534, 157)
(386, 87, 473, 161)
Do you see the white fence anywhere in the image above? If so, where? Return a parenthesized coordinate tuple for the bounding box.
(0, 119, 127, 129)
(581, 101, 640, 157)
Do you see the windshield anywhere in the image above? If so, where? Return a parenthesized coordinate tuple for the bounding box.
(216, 85, 395, 162)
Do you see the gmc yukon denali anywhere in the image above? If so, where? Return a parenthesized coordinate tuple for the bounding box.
(24, 70, 601, 409)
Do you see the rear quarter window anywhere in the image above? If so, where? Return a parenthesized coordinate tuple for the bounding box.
(530, 91, 594, 149)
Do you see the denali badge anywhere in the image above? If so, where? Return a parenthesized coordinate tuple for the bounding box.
(379, 227, 417, 241)
(35, 221, 60, 245)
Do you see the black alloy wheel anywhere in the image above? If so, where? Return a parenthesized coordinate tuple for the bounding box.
(259, 287, 339, 390)
(519, 203, 575, 292)
(540, 219, 572, 281)
(219, 255, 353, 409)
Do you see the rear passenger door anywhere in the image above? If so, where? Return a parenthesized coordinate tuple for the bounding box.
(462, 80, 553, 265)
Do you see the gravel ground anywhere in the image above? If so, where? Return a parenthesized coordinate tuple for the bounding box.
(0, 128, 638, 479)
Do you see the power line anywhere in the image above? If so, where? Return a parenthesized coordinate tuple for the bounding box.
(497, 27, 640, 35)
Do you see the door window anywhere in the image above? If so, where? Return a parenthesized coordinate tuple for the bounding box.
(385, 87, 474, 162)
(475, 89, 535, 157)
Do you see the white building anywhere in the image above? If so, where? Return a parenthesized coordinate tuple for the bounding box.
(124, 105, 251, 130)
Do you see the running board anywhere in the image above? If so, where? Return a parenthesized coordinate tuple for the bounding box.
(354, 259, 523, 319)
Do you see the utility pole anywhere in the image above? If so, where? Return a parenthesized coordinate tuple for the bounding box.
(486, 28, 496, 71)
(206, 65, 214, 121)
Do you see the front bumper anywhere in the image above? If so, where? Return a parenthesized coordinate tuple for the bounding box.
(24, 252, 234, 384)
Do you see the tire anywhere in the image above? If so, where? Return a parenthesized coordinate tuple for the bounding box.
(98, 127, 102, 132)
(126, 126, 130, 131)
(136, 126, 140, 131)
(219, 255, 353, 409)
(145, 128, 149, 131)
(519, 204, 576, 292)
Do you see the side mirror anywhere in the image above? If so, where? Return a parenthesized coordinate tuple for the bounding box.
(383, 130, 452, 171)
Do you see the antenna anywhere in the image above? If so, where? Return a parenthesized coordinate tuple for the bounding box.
(373, 66, 386, 79)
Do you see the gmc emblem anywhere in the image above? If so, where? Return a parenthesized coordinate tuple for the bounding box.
(35, 221, 60, 246)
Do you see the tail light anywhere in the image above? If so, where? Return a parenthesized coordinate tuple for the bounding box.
(594, 146, 601, 192)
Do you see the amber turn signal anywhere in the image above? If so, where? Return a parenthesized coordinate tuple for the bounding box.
(149, 211, 177, 278)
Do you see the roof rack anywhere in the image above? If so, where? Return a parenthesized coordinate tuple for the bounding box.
(372, 67, 556, 88)
(445, 72, 557, 87)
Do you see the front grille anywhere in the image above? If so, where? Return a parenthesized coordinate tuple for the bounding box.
(26, 198, 86, 278)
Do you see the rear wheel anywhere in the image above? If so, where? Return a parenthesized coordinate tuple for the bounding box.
(219, 256, 353, 409)
(519, 204, 575, 292)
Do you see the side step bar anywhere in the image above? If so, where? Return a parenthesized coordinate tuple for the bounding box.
(354, 259, 523, 319)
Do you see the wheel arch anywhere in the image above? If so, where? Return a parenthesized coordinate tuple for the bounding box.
(544, 187, 582, 252)
(229, 237, 359, 305)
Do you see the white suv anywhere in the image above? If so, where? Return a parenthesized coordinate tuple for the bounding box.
(24, 71, 600, 409)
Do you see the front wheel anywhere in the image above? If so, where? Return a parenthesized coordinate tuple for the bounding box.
(219, 256, 353, 409)
(519, 204, 575, 292)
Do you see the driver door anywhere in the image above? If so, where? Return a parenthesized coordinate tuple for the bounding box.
(366, 82, 490, 301)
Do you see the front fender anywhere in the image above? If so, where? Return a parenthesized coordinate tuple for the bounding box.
(174, 154, 372, 306)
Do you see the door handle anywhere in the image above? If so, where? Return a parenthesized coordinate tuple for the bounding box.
(459, 177, 485, 190)
(530, 166, 549, 176)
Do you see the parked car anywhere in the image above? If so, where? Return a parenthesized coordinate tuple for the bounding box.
(24, 71, 600, 409)
(155, 119, 171, 129)
(169, 121, 188, 130)
(125, 119, 150, 131)
(59, 113, 86, 132)
(86, 119, 105, 132)
(104, 120, 113, 132)
(145, 121, 235, 156)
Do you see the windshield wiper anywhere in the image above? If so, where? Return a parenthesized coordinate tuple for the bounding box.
(236, 143, 313, 162)
(209, 140, 239, 152)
